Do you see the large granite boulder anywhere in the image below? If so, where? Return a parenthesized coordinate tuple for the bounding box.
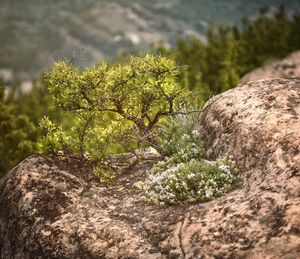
(1, 78, 300, 258)
(240, 51, 300, 85)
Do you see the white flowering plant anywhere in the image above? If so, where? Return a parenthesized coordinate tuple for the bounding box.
(136, 156, 239, 205)
(135, 113, 240, 205)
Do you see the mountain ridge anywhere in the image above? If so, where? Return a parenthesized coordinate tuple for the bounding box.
(0, 0, 298, 81)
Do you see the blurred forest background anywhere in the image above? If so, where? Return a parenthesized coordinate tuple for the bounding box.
(1, 0, 300, 177)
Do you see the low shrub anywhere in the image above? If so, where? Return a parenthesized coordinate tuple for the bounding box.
(136, 157, 239, 205)
(153, 112, 203, 159)
(136, 114, 240, 205)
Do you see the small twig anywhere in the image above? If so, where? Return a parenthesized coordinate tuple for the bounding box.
(178, 213, 190, 259)
(67, 48, 85, 64)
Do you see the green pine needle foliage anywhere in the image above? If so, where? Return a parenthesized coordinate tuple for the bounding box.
(0, 87, 37, 176)
(39, 54, 194, 164)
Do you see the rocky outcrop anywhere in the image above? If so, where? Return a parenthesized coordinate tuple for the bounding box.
(1, 78, 300, 258)
(196, 78, 300, 258)
(240, 51, 300, 84)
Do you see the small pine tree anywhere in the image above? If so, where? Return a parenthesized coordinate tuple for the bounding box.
(41, 55, 194, 164)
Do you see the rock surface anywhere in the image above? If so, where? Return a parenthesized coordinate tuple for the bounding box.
(197, 78, 300, 258)
(1, 78, 300, 258)
(240, 51, 300, 85)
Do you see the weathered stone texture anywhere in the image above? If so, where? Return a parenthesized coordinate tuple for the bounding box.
(240, 51, 300, 84)
(1, 78, 300, 258)
(195, 78, 300, 258)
